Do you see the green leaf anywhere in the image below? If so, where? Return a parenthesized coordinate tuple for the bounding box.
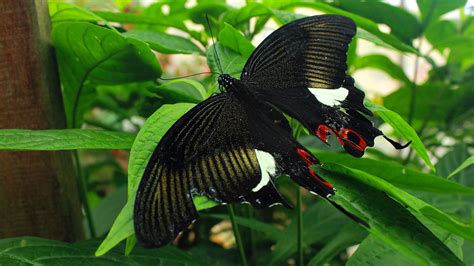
(348, 216, 465, 265)
(95, 201, 134, 256)
(0, 237, 200, 265)
(207, 43, 247, 79)
(283, 2, 417, 54)
(417, 0, 467, 29)
(318, 163, 474, 243)
(92, 186, 128, 237)
(97, 103, 195, 256)
(312, 151, 474, 195)
(49, 2, 103, 23)
(223, 3, 270, 28)
(188, 2, 229, 25)
(52, 22, 162, 127)
(93, 11, 188, 31)
(353, 54, 412, 84)
(425, 20, 457, 50)
(124, 30, 203, 54)
(270, 9, 305, 25)
(315, 163, 464, 266)
(127, 103, 194, 197)
(155, 79, 207, 104)
(365, 101, 435, 171)
(0, 129, 134, 150)
(218, 23, 255, 58)
(307, 223, 367, 266)
(347, 235, 416, 266)
(193, 196, 220, 211)
(448, 156, 474, 179)
(337, 0, 421, 42)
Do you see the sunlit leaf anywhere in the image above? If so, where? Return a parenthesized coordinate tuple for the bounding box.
(365, 101, 435, 171)
(218, 23, 255, 58)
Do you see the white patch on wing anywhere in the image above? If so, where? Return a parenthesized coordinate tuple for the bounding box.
(309, 87, 349, 107)
(252, 150, 276, 192)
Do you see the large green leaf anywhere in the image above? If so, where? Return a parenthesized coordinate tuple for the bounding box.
(0, 237, 201, 265)
(365, 101, 435, 171)
(352, 54, 412, 84)
(0, 129, 134, 150)
(337, 0, 422, 42)
(283, 2, 417, 53)
(348, 216, 465, 265)
(318, 163, 474, 243)
(49, 2, 103, 23)
(417, 0, 467, 29)
(315, 163, 464, 266)
(53, 22, 162, 127)
(123, 30, 203, 54)
(218, 23, 255, 58)
(312, 151, 474, 195)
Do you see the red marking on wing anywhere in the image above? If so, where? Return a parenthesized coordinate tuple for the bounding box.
(315, 124, 367, 153)
(296, 148, 334, 189)
(339, 128, 367, 152)
(315, 124, 331, 143)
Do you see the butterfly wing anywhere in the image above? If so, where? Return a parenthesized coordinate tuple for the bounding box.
(241, 15, 381, 157)
(134, 93, 332, 247)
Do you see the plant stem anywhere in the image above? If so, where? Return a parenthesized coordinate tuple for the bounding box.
(404, 38, 424, 164)
(296, 187, 303, 266)
(73, 150, 96, 238)
(228, 204, 247, 266)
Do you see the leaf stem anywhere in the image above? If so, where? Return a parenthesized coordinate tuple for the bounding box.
(73, 150, 96, 238)
(404, 38, 424, 164)
(296, 187, 303, 266)
(228, 204, 248, 266)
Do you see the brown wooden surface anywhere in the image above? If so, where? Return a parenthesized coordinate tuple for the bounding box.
(0, 0, 84, 241)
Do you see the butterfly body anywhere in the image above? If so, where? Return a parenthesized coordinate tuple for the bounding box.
(134, 14, 405, 248)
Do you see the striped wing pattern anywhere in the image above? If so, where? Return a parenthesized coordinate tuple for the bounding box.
(134, 95, 274, 247)
(134, 147, 261, 247)
(241, 15, 355, 90)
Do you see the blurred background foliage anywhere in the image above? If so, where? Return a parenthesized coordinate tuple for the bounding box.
(1, 0, 473, 265)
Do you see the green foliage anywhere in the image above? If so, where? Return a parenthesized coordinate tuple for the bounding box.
(0, 0, 472, 265)
(0, 237, 202, 265)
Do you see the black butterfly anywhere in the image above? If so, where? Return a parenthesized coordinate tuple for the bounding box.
(134, 14, 408, 247)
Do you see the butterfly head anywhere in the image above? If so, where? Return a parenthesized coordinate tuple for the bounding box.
(218, 74, 234, 90)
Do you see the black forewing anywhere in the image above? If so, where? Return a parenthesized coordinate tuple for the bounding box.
(241, 15, 382, 157)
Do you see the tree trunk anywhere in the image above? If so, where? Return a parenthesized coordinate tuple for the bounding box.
(0, 0, 84, 241)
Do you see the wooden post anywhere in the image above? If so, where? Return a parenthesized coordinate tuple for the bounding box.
(0, 0, 84, 241)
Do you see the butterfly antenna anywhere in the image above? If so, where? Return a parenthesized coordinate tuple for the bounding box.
(206, 14, 223, 74)
(158, 72, 217, 81)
